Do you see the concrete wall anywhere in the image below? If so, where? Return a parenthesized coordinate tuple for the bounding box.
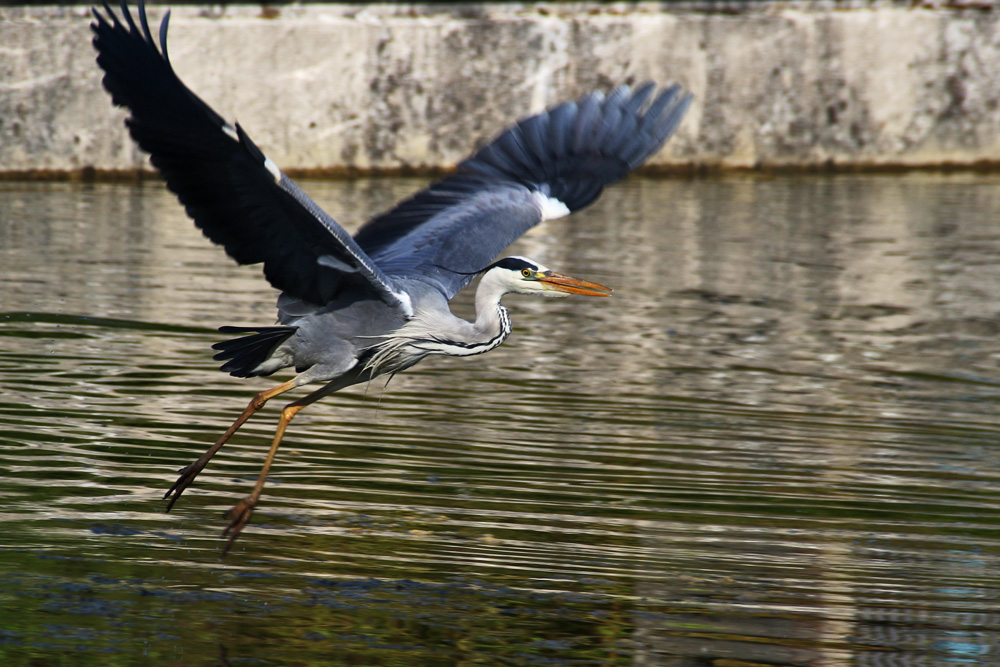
(2, 2, 1000, 177)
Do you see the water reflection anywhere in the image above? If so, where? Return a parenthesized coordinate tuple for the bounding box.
(1, 175, 999, 665)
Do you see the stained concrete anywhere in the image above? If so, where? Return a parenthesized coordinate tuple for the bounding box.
(2, 2, 1000, 176)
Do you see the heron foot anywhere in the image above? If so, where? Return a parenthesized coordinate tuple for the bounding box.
(163, 458, 208, 511)
(222, 496, 256, 554)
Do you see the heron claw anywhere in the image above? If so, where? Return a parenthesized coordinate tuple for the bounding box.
(163, 460, 205, 511)
(222, 496, 255, 554)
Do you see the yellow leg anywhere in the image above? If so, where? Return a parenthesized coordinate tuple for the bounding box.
(164, 378, 299, 510)
(221, 402, 306, 554)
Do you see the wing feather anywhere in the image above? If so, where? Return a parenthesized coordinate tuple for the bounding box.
(353, 83, 692, 299)
(91, 1, 405, 311)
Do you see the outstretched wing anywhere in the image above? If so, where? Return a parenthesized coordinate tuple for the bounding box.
(352, 83, 692, 299)
(91, 1, 409, 313)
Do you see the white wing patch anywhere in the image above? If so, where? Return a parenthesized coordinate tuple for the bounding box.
(264, 156, 282, 184)
(393, 290, 414, 318)
(221, 122, 279, 183)
(317, 254, 359, 273)
(534, 191, 570, 221)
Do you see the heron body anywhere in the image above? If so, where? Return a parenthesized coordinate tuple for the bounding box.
(91, 0, 691, 552)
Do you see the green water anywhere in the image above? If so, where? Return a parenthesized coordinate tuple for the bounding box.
(2, 175, 999, 665)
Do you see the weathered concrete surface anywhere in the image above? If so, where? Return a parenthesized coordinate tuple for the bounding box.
(2, 2, 1000, 176)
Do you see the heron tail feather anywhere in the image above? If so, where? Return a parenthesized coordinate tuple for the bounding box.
(211, 326, 297, 378)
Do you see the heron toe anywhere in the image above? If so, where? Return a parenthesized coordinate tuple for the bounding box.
(222, 496, 256, 553)
(163, 460, 206, 511)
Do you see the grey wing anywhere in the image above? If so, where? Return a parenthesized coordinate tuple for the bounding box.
(352, 82, 692, 299)
(91, 1, 409, 314)
(364, 184, 548, 298)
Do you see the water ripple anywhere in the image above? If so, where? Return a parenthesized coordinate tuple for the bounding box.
(2, 177, 1000, 664)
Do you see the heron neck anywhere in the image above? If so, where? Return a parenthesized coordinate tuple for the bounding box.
(473, 271, 511, 337)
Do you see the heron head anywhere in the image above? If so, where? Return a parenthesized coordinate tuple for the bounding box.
(484, 256, 612, 298)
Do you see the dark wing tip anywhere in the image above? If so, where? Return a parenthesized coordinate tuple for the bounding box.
(458, 81, 692, 212)
(91, 0, 392, 309)
(352, 81, 692, 268)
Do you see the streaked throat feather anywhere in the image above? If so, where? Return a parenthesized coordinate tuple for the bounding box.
(363, 305, 511, 376)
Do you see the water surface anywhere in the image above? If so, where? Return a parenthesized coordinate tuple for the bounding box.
(2, 174, 999, 665)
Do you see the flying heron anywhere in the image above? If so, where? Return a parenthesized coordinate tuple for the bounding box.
(91, 0, 691, 553)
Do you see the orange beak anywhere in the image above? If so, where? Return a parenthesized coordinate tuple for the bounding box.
(537, 271, 613, 297)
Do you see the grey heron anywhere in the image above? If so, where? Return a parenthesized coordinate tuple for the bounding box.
(91, 0, 691, 553)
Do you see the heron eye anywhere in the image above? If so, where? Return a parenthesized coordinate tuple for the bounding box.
(521, 268, 532, 278)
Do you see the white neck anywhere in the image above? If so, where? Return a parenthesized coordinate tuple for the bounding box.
(362, 270, 514, 375)
(474, 269, 512, 338)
